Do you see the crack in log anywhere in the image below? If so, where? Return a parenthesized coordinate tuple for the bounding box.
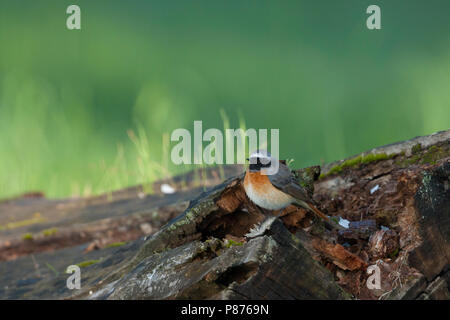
(216, 262, 259, 287)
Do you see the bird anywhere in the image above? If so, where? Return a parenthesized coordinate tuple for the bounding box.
(243, 150, 329, 221)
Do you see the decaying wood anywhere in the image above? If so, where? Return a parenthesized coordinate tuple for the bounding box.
(368, 229, 400, 260)
(311, 238, 367, 271)
(0, 131, 449, 300)
(0, 166, 242, 262)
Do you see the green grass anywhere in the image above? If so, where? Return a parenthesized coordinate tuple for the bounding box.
(45, 262, 59, 276)
(0, 1, 449, 199)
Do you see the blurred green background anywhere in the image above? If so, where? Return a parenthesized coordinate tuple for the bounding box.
(0, 0, 449, 199)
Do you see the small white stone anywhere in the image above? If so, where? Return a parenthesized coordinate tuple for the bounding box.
(338, 217, 350, 229)
(140, 223, 153, 234)
(137, 192, 145, 199)
(370, 184, 380, 194)
(161, 184, 176, 194)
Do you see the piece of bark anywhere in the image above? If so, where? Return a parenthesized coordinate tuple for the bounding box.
(408, 161, 450, 281)
(311, 238, 367, 271)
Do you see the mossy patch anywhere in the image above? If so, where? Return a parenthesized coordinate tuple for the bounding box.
(76, 259, 100, 268)
(167, 199, 215, 232)
(395, 144, 449, 167)
(106, 241, 126, 248)
(420, 145, 446, 164)
(0, 213, 46, 231)
(225, 239, 244, 248)
(330, 216, 340, 225)
(411, 143, 422, 154)
(321, 153, 396, 179)
(295, 165, 320, 193)
(299, 180, 309, 188)
(42, 228, 58, 236)
(22, 233, 34, 241)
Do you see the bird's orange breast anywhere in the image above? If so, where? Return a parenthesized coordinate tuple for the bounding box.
(243, 170, 294, 210)
(244, 171, 273, 190)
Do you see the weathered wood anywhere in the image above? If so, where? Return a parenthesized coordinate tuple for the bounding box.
(92, 219, 348, 300)
(408, 161, 450, 281)
(0, 166, 242, 261)
(0, 131, 449, 300)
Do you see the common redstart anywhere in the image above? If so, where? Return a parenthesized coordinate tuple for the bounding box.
(243, 150, 329, 221)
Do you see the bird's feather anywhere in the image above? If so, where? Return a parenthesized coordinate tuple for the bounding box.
(267, 161, 312, 204)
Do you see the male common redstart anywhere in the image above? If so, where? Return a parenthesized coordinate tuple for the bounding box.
(243, 150, 329, 221)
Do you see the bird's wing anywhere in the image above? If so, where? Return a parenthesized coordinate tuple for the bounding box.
(267, 161, 312, 203)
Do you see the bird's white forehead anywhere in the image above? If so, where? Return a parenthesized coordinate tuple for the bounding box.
(248, 150, 272, 165)
(249, 150, 272, 159)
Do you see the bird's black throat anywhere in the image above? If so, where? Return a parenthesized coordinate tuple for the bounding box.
(249, 158, 271, 172)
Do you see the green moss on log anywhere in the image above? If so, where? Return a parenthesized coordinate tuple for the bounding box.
(411, 143, 422, 154)
(225, 239, 244, 248)
(76, 259, 100, 268)
(395, 144, 449, 167)
(22, 233, 34, 241)
(320, 153, 396, 179)
(42, 228, 58, 236)
(106, 241, 126, 248)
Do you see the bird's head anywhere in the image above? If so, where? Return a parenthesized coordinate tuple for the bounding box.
(247, 150, 273, 172)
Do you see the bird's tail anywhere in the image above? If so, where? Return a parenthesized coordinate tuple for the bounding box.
(295, 200, 329, 221)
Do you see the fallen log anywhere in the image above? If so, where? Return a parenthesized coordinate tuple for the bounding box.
(0, 130, 448, 300)
(82, 130, 450, 300)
